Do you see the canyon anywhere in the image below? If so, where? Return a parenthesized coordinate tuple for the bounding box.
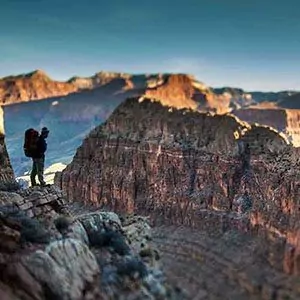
(0, 119, 178, 299)
(55, 97, 300, 298)
(1, 69, 300, 298)
(1, 70, 300, 181)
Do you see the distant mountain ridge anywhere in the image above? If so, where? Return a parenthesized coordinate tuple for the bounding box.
(0, 70, 77, 105)
(1, 69, 300, 180)
(1, 69, 299, 110)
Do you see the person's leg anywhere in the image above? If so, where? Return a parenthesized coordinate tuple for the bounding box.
(30, 159, 37, 186)
(36, 158, 46, 186)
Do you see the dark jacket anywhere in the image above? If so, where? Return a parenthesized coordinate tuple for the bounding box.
(33, 136, 47, 159)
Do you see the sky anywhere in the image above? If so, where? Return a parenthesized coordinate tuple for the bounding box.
(0, 0, 299, 91)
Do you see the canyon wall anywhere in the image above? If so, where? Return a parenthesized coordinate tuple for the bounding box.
(56, 98, 290, 211)
(56, 98, 300, 278)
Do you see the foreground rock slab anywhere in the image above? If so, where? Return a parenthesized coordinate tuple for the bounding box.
(0, 186, 179, 300)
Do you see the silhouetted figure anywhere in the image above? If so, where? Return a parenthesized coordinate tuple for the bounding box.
(30, 127, 49, 186)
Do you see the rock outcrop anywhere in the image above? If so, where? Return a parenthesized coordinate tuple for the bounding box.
(0, 185, 177, 299)
(143, 74, 231, 113)
(55, 97, 300, 297)
(56, 97, 290, 214)
(57, 98, 298, 257)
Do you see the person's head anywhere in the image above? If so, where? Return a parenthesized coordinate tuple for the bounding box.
(41, 127, 49, 138)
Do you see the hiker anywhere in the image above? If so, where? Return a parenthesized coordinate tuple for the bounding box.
(30, 127, 49, 187)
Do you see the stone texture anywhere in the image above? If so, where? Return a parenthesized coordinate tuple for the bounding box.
(0, 191, 24, 205)
(56, 97, 300, 298)
(57, 98, 290, 219)
(0, 187, 175, 300)
(152, 225, 300, 299)
(122, 215, 152, 255)
(24, 239, 100, 300)
(16, 185, 69, 219)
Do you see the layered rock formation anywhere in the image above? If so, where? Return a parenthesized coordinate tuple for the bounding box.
(56, 97, 300, 297)
(0, 70, 144, 106)
(56, 98, 296, 238)
(142, 74, 232, 113)
(56, 97, 290, 213)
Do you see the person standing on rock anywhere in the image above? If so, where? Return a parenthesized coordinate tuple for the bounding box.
(30, 127, 49, 187)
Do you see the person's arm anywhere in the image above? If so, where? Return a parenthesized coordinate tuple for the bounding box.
(37, 138, 47, 154)
(41, 139, 47, 153)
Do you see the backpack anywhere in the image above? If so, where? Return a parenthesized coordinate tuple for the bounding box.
(23, 128, 39, 157)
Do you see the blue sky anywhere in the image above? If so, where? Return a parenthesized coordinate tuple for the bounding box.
(0, 0, 299, 91)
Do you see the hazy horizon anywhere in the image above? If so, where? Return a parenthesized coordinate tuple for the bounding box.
(1, 0, 299, 92)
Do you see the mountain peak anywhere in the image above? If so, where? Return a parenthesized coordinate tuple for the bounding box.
(26, 69, 51, 80)
(0, 69, 77, 105)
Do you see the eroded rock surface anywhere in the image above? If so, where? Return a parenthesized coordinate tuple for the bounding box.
(152, 226, 300, 299)
(57, 97, 300, 298)
(0, 186, 177, 300)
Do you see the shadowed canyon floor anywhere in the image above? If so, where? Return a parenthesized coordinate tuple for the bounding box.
(152, 226, 299, 300)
